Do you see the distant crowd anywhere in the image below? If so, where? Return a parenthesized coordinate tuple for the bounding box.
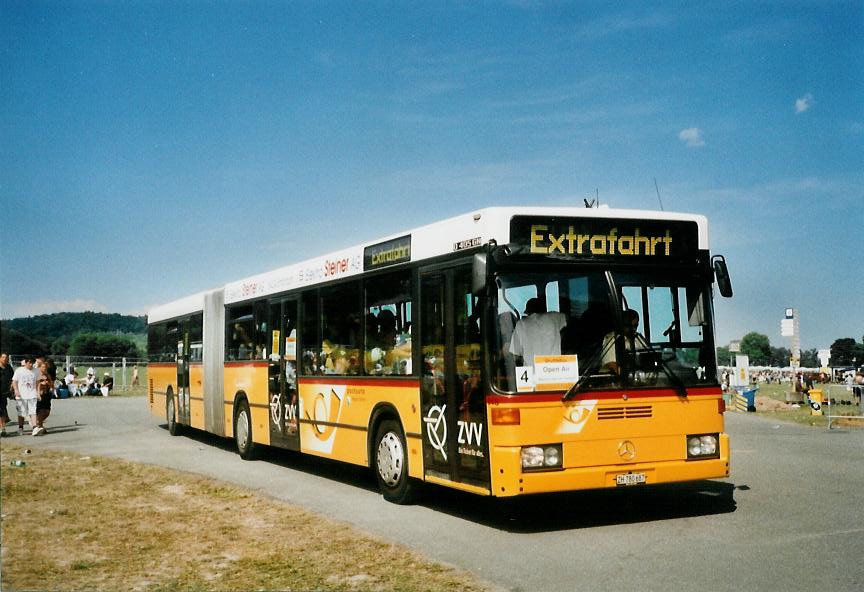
(0, 352, 138, 438)
(720, 366, 864, 405)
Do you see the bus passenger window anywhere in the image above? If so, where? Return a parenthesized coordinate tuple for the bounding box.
(302, 291, 321, 375)
(254, 301, 269, 359)
(226, 305, 255, 361)
(189, 313, 203, 363)
(364, 271, 412, 376)
(320, 282, 362, 375)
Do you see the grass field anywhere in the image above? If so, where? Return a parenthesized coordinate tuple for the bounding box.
(0, 442, 491, 592)
(740, 382, 864, 428)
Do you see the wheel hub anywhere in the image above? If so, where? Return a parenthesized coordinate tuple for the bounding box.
(237, 409, 249, 449)
(377, 431, 404, 487)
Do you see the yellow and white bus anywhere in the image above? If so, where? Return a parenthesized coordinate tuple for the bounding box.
(148, 206, 733, 503)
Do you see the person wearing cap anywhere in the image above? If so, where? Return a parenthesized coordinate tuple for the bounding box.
(83, 368, 98, 396)
(12, 358, 41, 435)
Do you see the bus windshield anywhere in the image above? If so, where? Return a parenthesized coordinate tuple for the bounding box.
(492, 270, 717, 394)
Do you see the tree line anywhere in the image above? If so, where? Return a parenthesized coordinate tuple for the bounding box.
(717, 332, 864, 368)
(0, 312, 146, 359)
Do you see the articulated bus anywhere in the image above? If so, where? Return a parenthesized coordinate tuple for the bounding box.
(148, 206, 733, 503)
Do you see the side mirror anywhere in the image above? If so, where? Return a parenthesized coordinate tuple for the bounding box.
(712, 255, 733, 298)
(472, 253, 488, 296)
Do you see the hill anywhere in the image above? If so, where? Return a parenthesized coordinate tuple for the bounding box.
(0, 312, 146, 358)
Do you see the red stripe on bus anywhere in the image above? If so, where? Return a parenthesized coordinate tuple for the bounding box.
(300, 377, 421, 388)
(486, 386, 721, 404)
(148, 362, 203, 367)
(224, 361, 269, 368)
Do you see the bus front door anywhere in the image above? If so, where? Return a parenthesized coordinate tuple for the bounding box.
(176, 328, 190, 425)
(420, 266, 489, 489)
(268, 299, 300, 451)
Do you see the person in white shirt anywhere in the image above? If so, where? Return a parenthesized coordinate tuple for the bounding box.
(12, 358, 41, 435)
(601, 309, 650, 375)
(509, 298, 568, 366)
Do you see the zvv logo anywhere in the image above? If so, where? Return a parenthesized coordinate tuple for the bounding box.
(423, 405, 448, 461)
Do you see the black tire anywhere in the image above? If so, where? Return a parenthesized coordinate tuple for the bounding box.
(166, 388, 182, 436)
(373, 419, 415, 504)
(234, 398, 258, 460)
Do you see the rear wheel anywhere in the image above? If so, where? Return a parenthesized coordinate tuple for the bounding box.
(373, 419, 415, 504)
(234, 398, 257, 460)
(166, 388, 182, 436)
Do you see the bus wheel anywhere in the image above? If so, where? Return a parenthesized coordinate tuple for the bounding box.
(373, 419, 415, 504)
(167, 389, 182, 436)
(234, 399, 257, 460)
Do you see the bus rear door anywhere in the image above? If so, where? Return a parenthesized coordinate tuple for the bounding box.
(268, 299, 301, 451)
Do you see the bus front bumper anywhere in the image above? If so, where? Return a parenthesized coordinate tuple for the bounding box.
(490, 434, 730, 497)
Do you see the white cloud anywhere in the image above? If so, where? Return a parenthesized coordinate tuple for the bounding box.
(1, 299, 108, 319)
(795, 93, 814, 113)
(573, 13, 676, 41)
(678, 127, 705, 147)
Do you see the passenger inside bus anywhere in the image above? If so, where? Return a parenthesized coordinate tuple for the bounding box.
(366, 309, 412, 375)
(234, 323, 254, 360)
(508, 298, 568, 366)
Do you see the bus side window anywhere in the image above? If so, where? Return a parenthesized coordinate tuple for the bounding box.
(320, 281, 362, 376)
(302, 291, 321, 375)
(364, 270, 412, 376)
(189, 312, 203, 363)
(226, 305, 255, 361)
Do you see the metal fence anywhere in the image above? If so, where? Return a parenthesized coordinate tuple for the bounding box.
(826, 384, 864, 430)
(6, 354, 148, 392)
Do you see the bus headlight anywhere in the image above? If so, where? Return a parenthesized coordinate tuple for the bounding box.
(687, 434, 719, 459)
(521, 444, 563, 471)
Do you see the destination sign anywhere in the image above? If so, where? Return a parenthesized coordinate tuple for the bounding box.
(510, 216, 699, 262)
(364, 235, 412, 270)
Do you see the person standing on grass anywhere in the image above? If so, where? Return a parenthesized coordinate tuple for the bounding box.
(131, 364, 139, 386)
(0, 352, 14, 437)
(12, 357, 41, 436)
(35, 374, 53, 435)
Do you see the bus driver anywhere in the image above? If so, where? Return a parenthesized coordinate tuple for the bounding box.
(601, 309, 650, 375)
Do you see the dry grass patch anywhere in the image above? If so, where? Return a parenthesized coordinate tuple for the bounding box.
(1, 443, 490, 591)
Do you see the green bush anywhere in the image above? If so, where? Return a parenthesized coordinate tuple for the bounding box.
(69, 333, 141, 358)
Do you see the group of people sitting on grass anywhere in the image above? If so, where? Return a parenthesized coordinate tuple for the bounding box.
(59, 366, 113, 398)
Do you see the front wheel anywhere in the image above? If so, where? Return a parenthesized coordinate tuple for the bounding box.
(373, 419, 416, 504)
(234, 398, 258, 460)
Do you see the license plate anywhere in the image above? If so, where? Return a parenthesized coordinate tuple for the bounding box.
(616, 472, 646, 486)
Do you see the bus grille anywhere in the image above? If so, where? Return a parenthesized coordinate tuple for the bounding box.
(597, 405, 653, 420)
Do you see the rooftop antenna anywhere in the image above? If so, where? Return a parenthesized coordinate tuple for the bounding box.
(653, 177, 665, 211)
(584, 188, 598, 208)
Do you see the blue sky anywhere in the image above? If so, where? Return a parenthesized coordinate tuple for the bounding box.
(1, 1, 861, 351)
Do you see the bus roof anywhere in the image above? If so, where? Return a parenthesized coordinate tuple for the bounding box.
(147, 289, 218, 324)
(149, 206, 709, 318)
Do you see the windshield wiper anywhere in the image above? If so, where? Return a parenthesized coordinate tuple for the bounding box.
(631, 345, 688, 397)
(562, 337, 616, 402)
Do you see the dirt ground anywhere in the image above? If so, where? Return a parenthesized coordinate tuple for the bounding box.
(755, 395, 794, 411)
